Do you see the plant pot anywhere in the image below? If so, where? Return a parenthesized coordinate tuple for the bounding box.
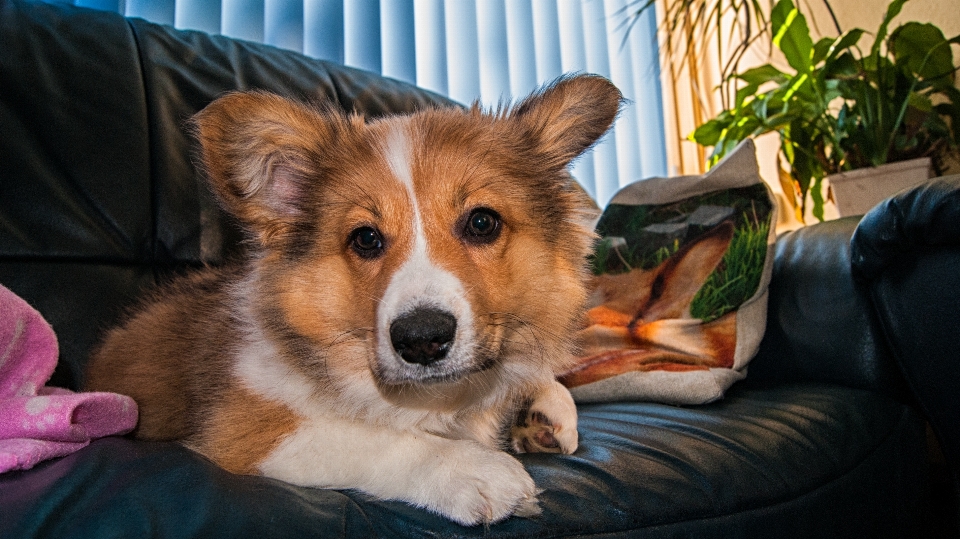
(827, 157, 933, 217)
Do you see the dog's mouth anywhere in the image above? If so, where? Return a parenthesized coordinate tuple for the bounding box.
(375, 357, 497, 386)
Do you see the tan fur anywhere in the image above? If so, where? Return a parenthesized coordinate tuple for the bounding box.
(85, 75, 622, 526)
(85, 269, 242, 441)
(189, 384, 301, 475)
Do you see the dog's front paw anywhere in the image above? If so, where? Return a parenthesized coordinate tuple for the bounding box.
(429, 444, 540, 526)
(511, 380, 578, 455)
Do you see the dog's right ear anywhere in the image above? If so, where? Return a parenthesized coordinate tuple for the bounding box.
(509, 74, 622, 170)
(191, 92, 338, 246)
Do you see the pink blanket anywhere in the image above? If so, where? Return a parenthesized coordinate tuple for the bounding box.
(0, 284, 137, 473)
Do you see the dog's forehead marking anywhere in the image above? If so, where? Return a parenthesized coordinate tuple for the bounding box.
(382, 120, 424, 244)
(382, 122, 413, 188)
(375, 121, 476, 371)
(377, 120, 450, 301)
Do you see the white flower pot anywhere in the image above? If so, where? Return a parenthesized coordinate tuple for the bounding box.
(827, 157, 933, 217)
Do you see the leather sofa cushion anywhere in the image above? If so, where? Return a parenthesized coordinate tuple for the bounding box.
(0, 384, 926, 538)
(0, 0, 151, 263)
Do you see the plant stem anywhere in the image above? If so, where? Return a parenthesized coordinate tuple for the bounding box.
(821, 0, 842, 35)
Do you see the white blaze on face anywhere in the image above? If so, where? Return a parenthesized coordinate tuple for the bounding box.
(375, 121, 477, 382)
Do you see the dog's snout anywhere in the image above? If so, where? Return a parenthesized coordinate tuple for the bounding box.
(390, 308, 457, 365)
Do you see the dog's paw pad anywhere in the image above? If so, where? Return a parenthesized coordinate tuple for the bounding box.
(511, 409, 574, 454)
(528, 412, 560, 449)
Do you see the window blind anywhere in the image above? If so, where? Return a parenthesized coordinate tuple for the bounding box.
(51, 0, 667, 206)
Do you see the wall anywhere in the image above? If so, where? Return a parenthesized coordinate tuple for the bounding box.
(806, 0, 960, 43)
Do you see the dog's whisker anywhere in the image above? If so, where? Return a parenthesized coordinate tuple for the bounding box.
(318, 326, 374, 348)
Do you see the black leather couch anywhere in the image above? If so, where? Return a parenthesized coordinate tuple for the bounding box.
(1, 1, 955, 537)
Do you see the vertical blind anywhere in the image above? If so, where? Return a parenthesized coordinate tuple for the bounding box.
(56, 0, 667, 206)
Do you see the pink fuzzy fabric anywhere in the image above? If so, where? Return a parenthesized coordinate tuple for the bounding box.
(0, 284, 137, 473)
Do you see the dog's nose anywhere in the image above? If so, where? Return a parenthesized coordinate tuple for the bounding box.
(389, 307, 457, 365)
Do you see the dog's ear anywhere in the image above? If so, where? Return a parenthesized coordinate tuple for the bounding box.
(509, 74, 622, 168)
(191, 91, 335, 246)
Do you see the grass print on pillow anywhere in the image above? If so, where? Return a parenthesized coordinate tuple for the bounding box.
(559, 140, 776, 405)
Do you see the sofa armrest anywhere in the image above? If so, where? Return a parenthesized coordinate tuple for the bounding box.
(851, 176, 960, 518)
(745, 217, 906, 398)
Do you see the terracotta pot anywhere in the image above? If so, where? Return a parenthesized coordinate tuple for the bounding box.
(827, 157, 933, 217)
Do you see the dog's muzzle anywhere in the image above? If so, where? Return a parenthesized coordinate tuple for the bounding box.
(389, 307, 457, 365)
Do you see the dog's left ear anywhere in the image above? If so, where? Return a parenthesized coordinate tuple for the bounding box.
(510, 75, 622, 167)
(191, 91, 337, 247)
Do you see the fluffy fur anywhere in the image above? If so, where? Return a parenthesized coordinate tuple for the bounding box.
(85, 75, 622, 526)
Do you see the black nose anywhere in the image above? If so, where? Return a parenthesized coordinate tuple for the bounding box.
(389, 307, 457, 365)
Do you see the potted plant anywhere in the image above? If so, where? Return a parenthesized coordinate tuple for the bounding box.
(690, 0, 960, 220)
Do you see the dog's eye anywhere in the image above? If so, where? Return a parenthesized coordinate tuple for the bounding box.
(462, 208, 501, 244)
(350, 227, 385, 258)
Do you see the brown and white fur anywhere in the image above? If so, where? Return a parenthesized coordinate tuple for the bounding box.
(84, 75, 622, 526)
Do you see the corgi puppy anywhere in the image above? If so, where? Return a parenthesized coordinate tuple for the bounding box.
(84, 75, 622, 526)
(560, 220, 738, 387)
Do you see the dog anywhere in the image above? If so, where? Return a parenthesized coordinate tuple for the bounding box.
(84, 74, 622, 526)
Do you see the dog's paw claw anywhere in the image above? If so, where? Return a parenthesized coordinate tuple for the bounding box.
(513, 492, 543, 519)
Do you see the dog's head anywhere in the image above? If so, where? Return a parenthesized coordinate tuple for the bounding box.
(192, 75, 621, 405)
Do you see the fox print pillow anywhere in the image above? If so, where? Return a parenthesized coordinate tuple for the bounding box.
(559, 140, 776, 405)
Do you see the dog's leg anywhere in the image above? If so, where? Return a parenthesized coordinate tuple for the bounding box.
(510, 379, 578, 454)
(257, 416, 540, 526)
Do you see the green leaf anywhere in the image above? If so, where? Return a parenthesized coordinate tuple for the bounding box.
(812, 37, 834, 65)
(934, 85, 960, 143)
(771, 0, 813, 73)
(738, 116, 764, 138)
(891, 22, 954, 84)
(823, 79, 842, 101)
(837, 104, 850, 131)
(690, 118, 728, 146)
(760, 112, 795, 130)
(735, 64, 788, 85)
(825, 51, 859, 79)
(810, 177, 825, 221)
(827, 29, 865, 61)
(782, 71, 813, 101)
(906, 91, 933, 113)
(755, 93, 789, 121)
(872, 0, 908, 57)
(735, 83, 761, 110)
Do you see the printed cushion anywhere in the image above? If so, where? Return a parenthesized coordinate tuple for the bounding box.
(560, 140, 776, 404)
